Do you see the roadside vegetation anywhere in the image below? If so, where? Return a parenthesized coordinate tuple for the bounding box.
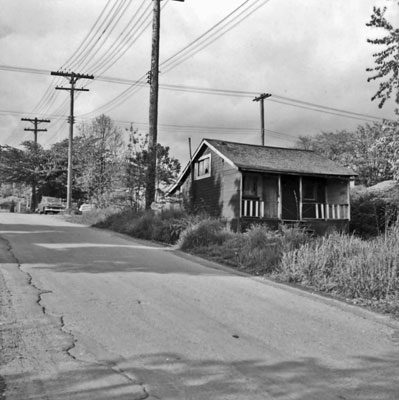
(66, 206, 399, 319)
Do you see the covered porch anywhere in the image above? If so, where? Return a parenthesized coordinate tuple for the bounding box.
(241, 173, 350, 222)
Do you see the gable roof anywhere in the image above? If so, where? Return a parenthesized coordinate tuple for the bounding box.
(169, 139, 356, 194)
(205, 139, 356, 176)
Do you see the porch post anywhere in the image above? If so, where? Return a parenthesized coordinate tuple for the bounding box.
(325, 184, 328, 220)
(347, 180, 351, 220)
(299, 176, 303, 221)
(277, 174, 282, 220)
(239, 173, 243, 229)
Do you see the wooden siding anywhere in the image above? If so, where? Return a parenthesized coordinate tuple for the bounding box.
(222, 167, 241, 220)
(191, 147, 224, 216)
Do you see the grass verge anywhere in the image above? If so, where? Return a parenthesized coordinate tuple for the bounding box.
(65, 209, 399, 318)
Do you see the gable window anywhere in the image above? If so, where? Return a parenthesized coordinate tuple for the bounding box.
(195, 155, 211, 179)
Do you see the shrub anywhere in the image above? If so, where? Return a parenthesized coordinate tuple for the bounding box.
(350, 189, 398, 238)
(232, 224, 310, 274)
(178, 219, 232, 250)
(276, 228, 399, 301)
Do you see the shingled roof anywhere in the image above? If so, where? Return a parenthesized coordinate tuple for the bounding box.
(206, 139, 356, 177)
(168, 139, 356, 195)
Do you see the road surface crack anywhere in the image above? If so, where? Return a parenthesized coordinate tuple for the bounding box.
(1, 236, 151, 400)
(1, 236, 79, 363)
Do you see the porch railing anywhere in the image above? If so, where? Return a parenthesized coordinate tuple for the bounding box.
(242, 199, 349, 220)
(303, 203, 349, 220)
(242, 199, 264, 218)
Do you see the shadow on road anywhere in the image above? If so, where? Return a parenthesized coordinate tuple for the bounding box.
(3, 351, 399, 399)
(0, 224, 227, 276)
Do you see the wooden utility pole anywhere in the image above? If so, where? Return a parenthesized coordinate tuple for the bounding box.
(253, 93, 272, 146)
(146, 0, 185, 210)
(21, 117, 50, 145)
(21, 117, 51, 211)
(50, 70, 94, 211)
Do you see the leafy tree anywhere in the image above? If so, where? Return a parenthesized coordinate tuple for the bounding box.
(124, 127, 181, 210)
(77, 114, 125, 204)
(298, 121, 397, 186)
(155, 143, 181, 198)
(366, 1, 399, 108)
(44, 138, 87, 201)
(370, 118, 399, 180)
(124, 127, 148, 210)
(0, 141, 51, 210)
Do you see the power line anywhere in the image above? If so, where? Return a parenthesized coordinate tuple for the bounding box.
(81, 0, 272, 116)
(0, 64, 390, 123)
(88, 0, 153, 76)
(162, 0, 272, 73)
(62, 0, 114, 68)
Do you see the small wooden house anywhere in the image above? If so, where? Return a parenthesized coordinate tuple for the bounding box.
(168, 139, 357, 233)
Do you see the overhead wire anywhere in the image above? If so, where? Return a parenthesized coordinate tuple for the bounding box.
(0, 64, 390, 123)
(42, 0, 132, 129)
(88, 0, 153, 76)
(29, 0, 120, 118)
(1, 0, 393, 146)
(61, 0, 115, 68)
(81, 0, 274, 117)
(67, 0, 127, 70)
(161, 0, 272, 73)
(45, 0, 160, 147)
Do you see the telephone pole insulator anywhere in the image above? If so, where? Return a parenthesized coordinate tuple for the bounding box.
(146, 71, 152, 85)
(253, 93, 272, 146)
(51, 70, 94, 211)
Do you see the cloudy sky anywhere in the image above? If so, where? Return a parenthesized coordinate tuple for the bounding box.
(0, 0, 397, 166)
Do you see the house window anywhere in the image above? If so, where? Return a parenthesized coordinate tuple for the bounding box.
(195, 155, 211, 179)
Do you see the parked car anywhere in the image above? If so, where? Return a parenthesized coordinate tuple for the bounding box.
(79, 203, 96, 213)
(38, 196, 66, 214)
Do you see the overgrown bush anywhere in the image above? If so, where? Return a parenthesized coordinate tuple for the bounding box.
(91, 208, 194, 244)
(276, 228, 399, 303)
(350, 189, 398, 238)
(178, 219, 232, 250)
(177, 222, 310, 274)
(232, 224, 309, 274)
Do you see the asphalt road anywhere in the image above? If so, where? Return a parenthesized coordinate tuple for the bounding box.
(0, 213, 398, 400)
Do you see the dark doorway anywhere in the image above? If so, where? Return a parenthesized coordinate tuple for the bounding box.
(281, 175, 299, 220)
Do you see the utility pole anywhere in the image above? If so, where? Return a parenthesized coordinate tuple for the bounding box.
(21, 117, 50, 211)
(21, 117, 50, 145)
(253, 93, 272, 146)
(146, 0, 185, 210)
(50, 70, 94, 211)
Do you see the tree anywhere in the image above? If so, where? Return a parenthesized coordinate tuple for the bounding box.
(297, 122, 397, 186)
(0, 141, 51, 210)
(44, 138, 87, 201)
(123, 127, 181, 210)
(366, 1, 399, 108)
(370, 118, 399, 180)
(77, 114, 125, 204)
(124, 128, 149, 210)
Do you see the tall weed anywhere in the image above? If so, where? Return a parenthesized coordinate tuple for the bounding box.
(276, 228, 399, 301)
(178, 219, 232, 250)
